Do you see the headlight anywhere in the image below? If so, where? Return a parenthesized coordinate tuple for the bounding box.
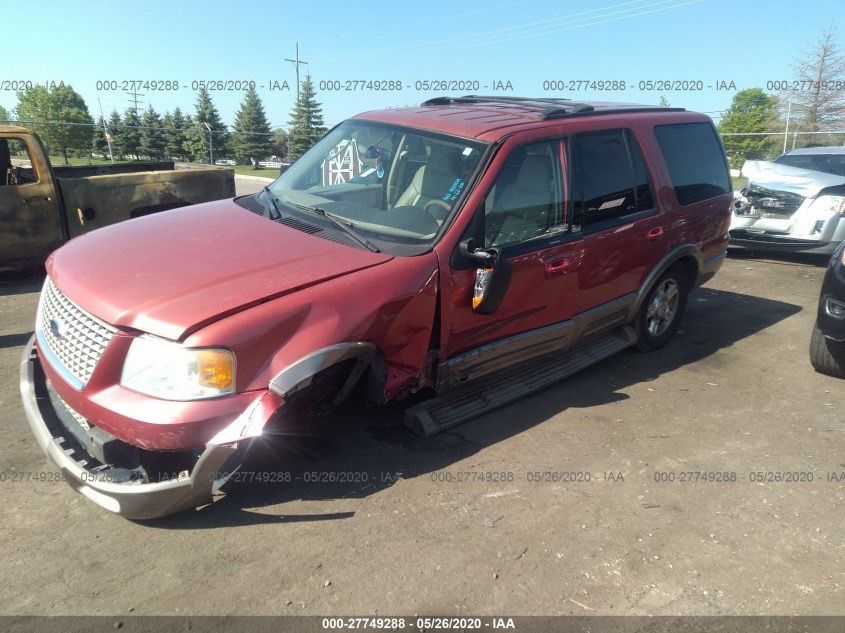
(121, 336, 235, 400)
(809, 195, 845, 218)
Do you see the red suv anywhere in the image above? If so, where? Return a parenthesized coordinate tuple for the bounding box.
(20, 97, 733, 518)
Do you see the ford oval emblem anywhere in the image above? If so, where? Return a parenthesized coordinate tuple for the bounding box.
(49, 318, 66, 340)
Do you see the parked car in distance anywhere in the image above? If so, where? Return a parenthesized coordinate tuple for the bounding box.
(810, 240, 845, 378)
(0, 125, 236, 271)
(730, 146, 845, 256)
(19, 96, 733, 518)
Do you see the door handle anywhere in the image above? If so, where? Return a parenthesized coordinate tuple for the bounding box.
(544, 257, 571, 277)
(646, 226, 664, 240)
(23, 196, 51, 205)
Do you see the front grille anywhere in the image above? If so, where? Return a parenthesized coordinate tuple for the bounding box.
(37, 279, 117, 388)
(746, 184, 805, 217)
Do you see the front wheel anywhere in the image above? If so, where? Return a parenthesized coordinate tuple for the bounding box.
(809, 323, 845, 378)
(635, 267, 689, 352)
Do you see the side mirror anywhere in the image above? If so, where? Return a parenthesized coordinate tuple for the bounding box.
(459, 238, 512, 315)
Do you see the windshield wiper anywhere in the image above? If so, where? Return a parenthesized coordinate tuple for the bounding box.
(287, 201, 381, 253)
(262, 186, 282, 219)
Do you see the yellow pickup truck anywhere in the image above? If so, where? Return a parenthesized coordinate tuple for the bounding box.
(0, 124, 236, 271)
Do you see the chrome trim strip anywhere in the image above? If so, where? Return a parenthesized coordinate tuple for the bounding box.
(34, 327, 84, 390)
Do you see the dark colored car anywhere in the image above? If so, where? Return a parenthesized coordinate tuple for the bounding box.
(810, 240, 845, 377)
(19, 96, 733, 518)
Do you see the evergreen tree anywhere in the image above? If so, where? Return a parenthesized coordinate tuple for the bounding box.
(719, 88, 781, 168)
(163, 107, 187, 160)
(15, 84, 94, 163)
(185, 87, 228, 163)
(117, 107, 142, 159)
(287, 75, 326, 161)
(107, 110, 124, 159)
(139, 105, 165, 160)
(231, 87, 273, 168)
(92, 114, 110, 158)
(0, 104, 9, 122)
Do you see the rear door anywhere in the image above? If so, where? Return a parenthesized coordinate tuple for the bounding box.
(438, 136, 585, 388)
(652, 122, 732, 265)
(568, 129, 667, 322)
(0, 134, 62, 268)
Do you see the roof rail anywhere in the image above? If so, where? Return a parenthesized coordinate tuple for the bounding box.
(421, 95, 685, 120)
(422, 95, 595, 117)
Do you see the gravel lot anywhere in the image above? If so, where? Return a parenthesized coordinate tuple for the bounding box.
(0, 253, 842, 616)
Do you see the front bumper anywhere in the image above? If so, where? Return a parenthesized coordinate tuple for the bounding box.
(729, 229, 841, 256)
(20, 336, 282, 519)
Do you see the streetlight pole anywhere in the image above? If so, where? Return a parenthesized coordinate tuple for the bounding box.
(204, 122, 213, 164)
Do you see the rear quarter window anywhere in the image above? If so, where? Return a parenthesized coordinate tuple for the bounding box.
(654, 122, 730, 206)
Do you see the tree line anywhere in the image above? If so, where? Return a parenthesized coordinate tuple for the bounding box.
(3, 75, 326, 167)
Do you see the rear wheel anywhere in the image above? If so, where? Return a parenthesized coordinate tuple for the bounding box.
(635, 266, 689, 352)
(809, 323, 845, 378)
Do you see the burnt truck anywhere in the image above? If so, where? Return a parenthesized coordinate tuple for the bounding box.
(730, 146, 845, 256)
(0, 125, 236, 271)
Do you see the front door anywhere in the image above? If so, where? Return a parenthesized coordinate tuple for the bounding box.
(0, 135, 61, 267)
(438, 138, 585, 389)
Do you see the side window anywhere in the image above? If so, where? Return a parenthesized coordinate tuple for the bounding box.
(484, 140, 565, 248)
(0, 138, 38, 186)
(654, 122, 730, 205)
(572, 129, 653, 228)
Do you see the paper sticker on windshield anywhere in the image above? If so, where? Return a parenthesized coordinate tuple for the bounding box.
(443, 178, 465, 203)
(321, 139, 363, 185)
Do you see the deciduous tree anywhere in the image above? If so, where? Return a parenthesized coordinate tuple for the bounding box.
(718, 88, 781, 168)
(15, 84, 94, 163)
(783, 26, 845, 143)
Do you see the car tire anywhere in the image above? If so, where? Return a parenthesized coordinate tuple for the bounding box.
(809, 323, 845, 378)
(635, 266, 689, 352)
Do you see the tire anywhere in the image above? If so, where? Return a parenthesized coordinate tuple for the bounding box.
(635, 265, 689, 352)
(809, 322, 845, 378)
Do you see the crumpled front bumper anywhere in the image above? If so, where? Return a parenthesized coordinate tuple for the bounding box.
(19, 336, 282, 520)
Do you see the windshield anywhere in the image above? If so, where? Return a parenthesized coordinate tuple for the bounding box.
(267, 120, 487, 254)
(775, 152, 845, 177)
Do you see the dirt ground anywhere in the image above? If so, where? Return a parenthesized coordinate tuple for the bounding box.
(0, 252, 842, 616)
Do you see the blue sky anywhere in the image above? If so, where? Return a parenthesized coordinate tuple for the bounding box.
(4, 0, 842, 129)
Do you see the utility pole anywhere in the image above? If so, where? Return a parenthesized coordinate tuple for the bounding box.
(783, 101, 792, 154)
(285, 42, 309, 98)
(204, 122, 213, 164)
(126, 89, 144, 116)
(97, 97, 114, 163)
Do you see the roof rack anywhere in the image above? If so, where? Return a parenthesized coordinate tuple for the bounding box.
(421, 95, 685, 120)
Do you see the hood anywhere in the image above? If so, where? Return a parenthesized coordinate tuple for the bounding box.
(48, 199, 393, 340)
(742, 160, 845, 198)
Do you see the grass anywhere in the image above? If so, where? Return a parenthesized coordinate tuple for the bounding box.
(232, 164, 280, 178)
(731, 176, 748, 191)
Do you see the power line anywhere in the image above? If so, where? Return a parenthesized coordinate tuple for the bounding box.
(314, 0, 705, 63)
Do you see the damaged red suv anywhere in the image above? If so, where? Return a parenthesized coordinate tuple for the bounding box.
(20, 97, 733, 518)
